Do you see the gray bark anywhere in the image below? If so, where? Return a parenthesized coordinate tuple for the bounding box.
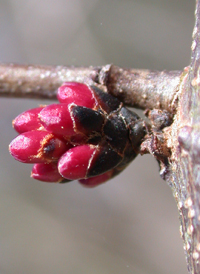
(164, 1, 200, 273)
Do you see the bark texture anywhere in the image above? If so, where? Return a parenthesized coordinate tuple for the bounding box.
(163, 1, 200, 273)
(0, 63, 180, 113)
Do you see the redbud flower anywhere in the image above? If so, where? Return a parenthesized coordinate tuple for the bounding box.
(9, 82, 146, 187)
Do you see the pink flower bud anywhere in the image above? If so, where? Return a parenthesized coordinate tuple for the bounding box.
(9, 82, 145, 186)
(57, 82, 97, 108)
(39, 103, 104, 139)
(39, 103, 75, 137)
(58, 145, 96, 180)
(13, 107, 44, 133)
(79, 170, 114, 188)
(9, 130, 69, 163)
(31, 163, 63, 182)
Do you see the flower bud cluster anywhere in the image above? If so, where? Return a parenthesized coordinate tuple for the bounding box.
(9, 82, 146, 187)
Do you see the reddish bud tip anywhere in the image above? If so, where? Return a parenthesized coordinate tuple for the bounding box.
(58, 145, 96, 180)
(39, 104, 75, 137)
(31, 163, 63, 182)
(79, 170, 113, 188)
(9, 130, 68, 163)
(13, 107, 44, 133)
(57, 82, 96, 109)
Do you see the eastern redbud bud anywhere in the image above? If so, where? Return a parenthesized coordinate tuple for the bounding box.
(9, 82, 146, 187)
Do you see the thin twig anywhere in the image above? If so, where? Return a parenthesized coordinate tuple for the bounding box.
(0, 63, 98, 99)
(0, 63, 181, 113)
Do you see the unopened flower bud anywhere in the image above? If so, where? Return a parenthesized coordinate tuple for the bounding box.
(39, 103, 75, 137)
(57, 82, 97, 108)
(39, 103, 104, 139)
(9, 82, 146, 186)
(31, 162, 63, 182)
(13, 107, 44, 133)
(9, 130, 69, 163)
(58, 145, 96, 180)
(79, 170, 114, 188)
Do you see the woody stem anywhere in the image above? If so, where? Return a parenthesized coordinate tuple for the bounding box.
(0, 63, 181, 113)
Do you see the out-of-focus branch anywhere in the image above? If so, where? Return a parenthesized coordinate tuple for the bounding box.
(0, 63, 181, 113)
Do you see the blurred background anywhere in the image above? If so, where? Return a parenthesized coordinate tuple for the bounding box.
(0, 0, 195, 273)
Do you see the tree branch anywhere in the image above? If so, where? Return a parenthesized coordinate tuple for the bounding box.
(0, 63, 181, 113)
(0, 63, 98, 99)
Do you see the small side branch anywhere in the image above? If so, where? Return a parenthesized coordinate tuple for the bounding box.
(0, 63, 99, 99)
(0, 63, 181, 113)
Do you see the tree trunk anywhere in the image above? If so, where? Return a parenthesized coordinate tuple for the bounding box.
(163, 1, 200, 273)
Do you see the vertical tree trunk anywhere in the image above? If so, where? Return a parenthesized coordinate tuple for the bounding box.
(165, 1, 200, 273)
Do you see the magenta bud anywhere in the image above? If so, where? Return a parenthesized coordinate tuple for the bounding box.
(79, 170, 113, 188)
(9, 130, 68, 163)
(39, 103, 75, 137)
(58, 145, 96, 180)
(13, 107, 44, 133)
(57, 82, 96, 108)
(31, 163, 63, 182)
